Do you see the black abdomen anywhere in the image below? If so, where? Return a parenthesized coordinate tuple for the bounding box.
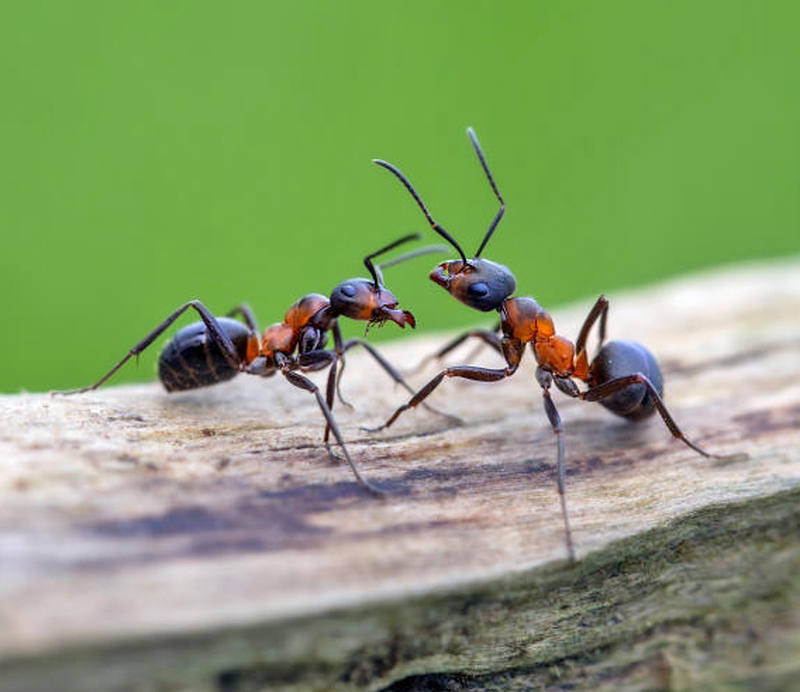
(589, 340, 664, 419)
(158, 317, 252, 392)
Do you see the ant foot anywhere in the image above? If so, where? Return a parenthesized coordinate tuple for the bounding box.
(712, 451, 749, 465)
(360, 423, 388, 434)
(324, 443, 345, 465)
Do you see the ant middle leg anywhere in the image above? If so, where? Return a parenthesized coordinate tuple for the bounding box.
(331, 322, 356, 408)
(226, 303, 260, 334)
(57, 300, 241, 394)
(296, 349, 342, 457)
(576, 373, 747, 462)
(536, 370, 576, 563)
(279, 361, 384, 496)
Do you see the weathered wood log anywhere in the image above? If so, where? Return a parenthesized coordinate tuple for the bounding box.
(1, 259, 799, 691)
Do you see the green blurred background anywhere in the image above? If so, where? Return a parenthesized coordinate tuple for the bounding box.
(1, 2, 798, 393)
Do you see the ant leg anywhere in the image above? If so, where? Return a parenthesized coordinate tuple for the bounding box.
(296, 349, 342, 459)
(57, 301, 241, 394)
(226, 303, 260, 334)
(331, 322, 355, 409)
(540, 384, 576, 563)
(364, 364, 515, 432)
(341, 337, 463, 425)
(579, 373, 747, 462)
(280, 366, 384, 496)
(461, 321, 504, 365)
(407, 321, 503, 376)
(575, 295, 609, 359)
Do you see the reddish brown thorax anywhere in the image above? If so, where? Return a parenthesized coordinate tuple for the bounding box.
(500, 297, 586, 380)
(260, 293, 331, 359)
(261, 322, 298, 359)
(285, 294, 329, 331)
(501, 297, 554, 342)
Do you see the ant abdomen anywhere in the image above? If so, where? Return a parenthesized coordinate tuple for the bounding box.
(158, 317, 252, 392)
(590, 340, 664, 420)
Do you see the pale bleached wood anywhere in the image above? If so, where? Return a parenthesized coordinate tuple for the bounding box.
(1, 259, 799, 690)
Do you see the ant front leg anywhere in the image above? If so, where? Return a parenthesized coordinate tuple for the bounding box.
(407, 321, 503, 376)
(57, 300, 241, 394)
(278, 354, 384, 496)
(536, 368, 576, 563)
(364, 363, 517, 432)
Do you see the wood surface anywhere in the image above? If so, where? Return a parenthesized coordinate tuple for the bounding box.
(1, 259, 799, 691)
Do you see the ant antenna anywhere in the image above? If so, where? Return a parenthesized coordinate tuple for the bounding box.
(377, 244, 449, 271)
(364, 232, 421, 288)
(467, 127, 506, 258)
(373, 159, 469, 266)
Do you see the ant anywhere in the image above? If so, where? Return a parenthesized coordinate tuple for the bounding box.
(59, 233, 452, 496)
(367, 128, 747, 560)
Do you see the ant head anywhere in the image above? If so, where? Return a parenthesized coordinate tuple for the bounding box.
(430, 258, 516, 312)
(374, 127, 512, 313)
(328, 232, 435, 330)
(330, 279, 415, 329)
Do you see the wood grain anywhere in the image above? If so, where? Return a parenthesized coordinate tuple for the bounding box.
(1, 259, 799, 690)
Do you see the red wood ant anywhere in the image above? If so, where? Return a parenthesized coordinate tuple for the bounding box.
(59, 233, 450, 496)
(368, 129, 747, 560)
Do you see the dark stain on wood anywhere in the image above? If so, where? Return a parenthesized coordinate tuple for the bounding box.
(732, 404, 800, 438)
(83, 499, 330, 559)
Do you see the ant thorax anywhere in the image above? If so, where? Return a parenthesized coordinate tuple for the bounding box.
(260, 293, 331, 359)
(260, 322, 297, 359)
(500, 297, 576, 378)
(500, 297, 552, 341)
(285, 294, 330, 331)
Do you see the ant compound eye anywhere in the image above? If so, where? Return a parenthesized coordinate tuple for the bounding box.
(339, 284, 356, 298)
(468, 282, 490, 298)
(451, 260, 515, 312)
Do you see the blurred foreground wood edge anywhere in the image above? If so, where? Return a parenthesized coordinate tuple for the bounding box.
(1, 258, 799, 691)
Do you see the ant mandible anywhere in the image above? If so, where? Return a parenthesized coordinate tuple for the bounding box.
(367, 128, 747, 560)
(59, 233, 450, 496)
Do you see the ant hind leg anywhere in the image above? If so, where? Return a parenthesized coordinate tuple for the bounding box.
(56, 300, 241, 394)
(575, 295, 609, 361)
(579, 373, 747, 463)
